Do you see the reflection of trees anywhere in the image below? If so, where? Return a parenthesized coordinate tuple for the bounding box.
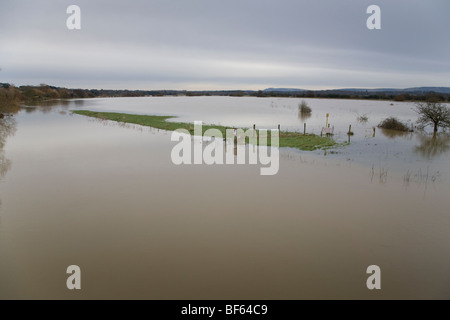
(0, 86, 19, 188)
(28, 99, 82, 114)
(73, 100, 85, 107)
(380, 128, 412, 140)
(0, 86, 21, 115)
(22, 99, 75, 114)
(298, 110, 311, 122)
(0, 115, 16, 180)
(415, 134, 450, 159)
(297, 102, 312, 122)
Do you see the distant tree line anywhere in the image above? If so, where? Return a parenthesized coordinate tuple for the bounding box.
(0, 84, 22, 115)
(0, 83, 187, 114)
(256, 90, 450, 102)
(1, 83, 450, 116)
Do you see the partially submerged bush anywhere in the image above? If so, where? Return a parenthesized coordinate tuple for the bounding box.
(357, 114, 369, 123)
(415, 101, 450, 133)
(377, 117, 409, 132)
(299, 100, 312, 114)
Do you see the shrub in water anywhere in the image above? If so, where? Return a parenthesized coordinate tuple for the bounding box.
(377, 117, 409, 132)
(299, 100, 312, 114)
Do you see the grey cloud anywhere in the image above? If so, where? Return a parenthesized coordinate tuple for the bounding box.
(1, 0, 449, 89)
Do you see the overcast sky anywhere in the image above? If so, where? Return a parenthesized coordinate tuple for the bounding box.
(1, 0, 449, 90)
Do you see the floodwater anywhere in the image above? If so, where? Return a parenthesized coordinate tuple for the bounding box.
(0, 97, 450, 299)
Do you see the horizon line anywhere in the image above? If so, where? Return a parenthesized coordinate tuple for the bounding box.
(3, 82, 450, 92)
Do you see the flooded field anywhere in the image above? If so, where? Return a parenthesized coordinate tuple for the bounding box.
(1, 97, 450, 299)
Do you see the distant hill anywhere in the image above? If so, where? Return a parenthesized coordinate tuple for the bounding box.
(258, 86, 450, 101)
(266, 87, 450, 94)
(404, 87, 450, 94)
(263, 88, 307, 92)
(1, 83, 449, 105)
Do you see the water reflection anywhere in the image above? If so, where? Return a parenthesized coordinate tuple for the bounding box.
(73, 100, 85, 107)
(0, 115, 17, 212)
(298, 111, 311, 122)
(0, 96, 19, 191)
(298, 105, 312, 122)
(379, 128, 412, 140)
(2, 97, 450, 299)
(0, 99, 21, 116)
(22, 99, 84, 113)
(0, 115, 16, 178)
(415, 134, 450, 159)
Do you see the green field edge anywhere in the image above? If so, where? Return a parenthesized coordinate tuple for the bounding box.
(72, 110, 343, 151)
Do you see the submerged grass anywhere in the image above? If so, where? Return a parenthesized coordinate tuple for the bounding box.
(73, 110, 339, 151)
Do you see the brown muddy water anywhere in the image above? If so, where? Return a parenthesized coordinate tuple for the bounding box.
(1, 97, 450, 299)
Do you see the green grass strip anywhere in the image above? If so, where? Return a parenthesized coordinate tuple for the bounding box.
(72, 110, 339, 151)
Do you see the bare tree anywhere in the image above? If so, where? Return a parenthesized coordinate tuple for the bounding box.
(414, 100, 450, 133)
